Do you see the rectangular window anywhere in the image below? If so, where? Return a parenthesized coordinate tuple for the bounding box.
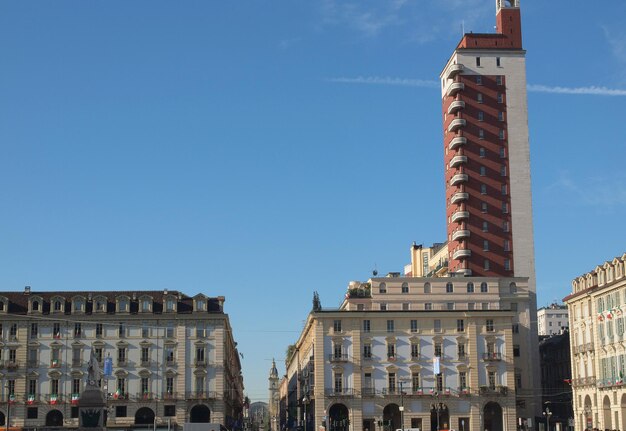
(29, 378, 37, 395)
(387, 343, 396, 359)
(141, 377, 150, 394)
(512, 324, 519, 333)
(488, 371, 497, 389)
(411, 343, 420, 359)
(477, 93, 483, 103)
(402, 303, 410, 311)
(479, 166, 486, 176)
(196, 346, 206, 363)
(476, 75, 482, 84)
(363, 344, 372, 359)
(51, 378, 59, 395)
(497, 93, 504, 103)
(141, 347, 150, 364)
(118, 322, 125, 338)
(436, 374, 443, 391)
(380, 303, 387, 311)
(483, 240, 489, 251)
(503, 221, 510, 232)
(502, 202, 508, 213)
(476, 57, 481, 67)
(459, 371, 467, 389)
(164, 405, 176, 417)
(142, 324, 150, 338)
(484, 260, 490, 271)
(504, 240, 510, 251)
(74, 323, 81, 338)
(498, 111, 504, 121)
(166, 322, 175, 338)
(501, 184, 507, 195)
(434, 319, 442, 333)
(458, 343, 466, 360)
(96, 323, 103, 338)
(457, 319, 465, 332)
(387, 320, 394, 333)
(166, 377, 174, 394)
(486, 319, 495, 332)
(116, 406, 127, 418)
(447, 302, 454, 310)
(425, 303, 432, 310)
(504, 259, 511, 271)
(53, 322, 61, 338)
(73, 378, 81, 394)
(30, 323, 38, 339)
(513, 344, 520, 357)
(479, 129, 485, 139)
(479, 147, 486, 158)
(95, 347, 103, 363)
(117, 347, 127, 364)
(499, 129, 505, 140)
(333, 320, 342, 333)
(481, 202, 488, 213)
(27, 407, 38, 419)
(363, 320, 370, 333)
(334, 373, 343, 393)
(480, 184, 487, 194)
(410, 320, 418, 333)
(478, 111, 484, 121)
(496, 75, 503, 85)
(496, 57, 501, 67)
(72, 347, 81, 366)
(482, 221, 488, 232)
(446, 283, 454, 293)
(412, 372, 421, 391)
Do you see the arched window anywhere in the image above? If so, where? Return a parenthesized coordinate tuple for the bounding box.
(446, 282, 454, 293)
(509, 282, 517, 293)
(0, 301, 4, 311)
(32, 300, 39, 311)
(424, 283, 431, 294)
(379, 283, 387, 294)
(401, 283, 409, 294)
(54, 300, 62, 311)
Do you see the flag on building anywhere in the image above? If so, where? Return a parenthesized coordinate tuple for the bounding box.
(72, 393, 79, 405)
(114, 388, 121, 399)
(50, 394, 58, 405)
(9, 394, 16, 405)
(27, 394, 35, 405)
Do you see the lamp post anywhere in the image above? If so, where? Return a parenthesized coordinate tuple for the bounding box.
(431, 392, 443, 431)
(399, 380, 408, 431)
(4, 383, 10, 431)
(302, 395, 310, 431)
(543, 406, 552, 431)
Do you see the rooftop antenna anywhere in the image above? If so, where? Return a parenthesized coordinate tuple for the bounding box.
(462, 20, 465, 36)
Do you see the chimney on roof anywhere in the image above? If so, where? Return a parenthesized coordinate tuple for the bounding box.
(217, 296, 225, 310)
(24, 286, 31, 295)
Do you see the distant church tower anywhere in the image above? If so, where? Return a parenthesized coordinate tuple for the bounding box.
(268, 358, 279, 431)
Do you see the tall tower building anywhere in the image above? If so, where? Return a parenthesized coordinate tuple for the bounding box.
(441, 0, 535, 283)
(268, 359, 279, 431)
(440, 0, 540, 419)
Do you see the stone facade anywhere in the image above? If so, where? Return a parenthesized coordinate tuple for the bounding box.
(0, 288, 244, 430)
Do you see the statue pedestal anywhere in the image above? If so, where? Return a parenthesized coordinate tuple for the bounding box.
(78, 383, 107, 431)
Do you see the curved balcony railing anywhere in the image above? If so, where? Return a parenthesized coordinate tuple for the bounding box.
(445, 64, 464, 80)
(451, 211, 469, 223)
(450, 155, 468, 167)
(447, 118, 466, 133)
(453, 249, 471, 259)
(447, 100, 466, 114)
(446, 82, 465, 97)
(448, 136, 467, 150)
(452, 230, 470, 241)
(450, 173, 468, 186)
(451, 192, 469, 204)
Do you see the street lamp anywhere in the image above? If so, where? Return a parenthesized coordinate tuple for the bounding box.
(302, 395, 310, 431)
(543, 405, 552, 431)
(398, 380, 408, 431)
(431, 392, 444, 431)
(4, 383, 10, 431)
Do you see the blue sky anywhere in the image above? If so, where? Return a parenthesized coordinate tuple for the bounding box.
(1, 1, 625, 402)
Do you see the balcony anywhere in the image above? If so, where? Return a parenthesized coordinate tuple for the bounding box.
(447, 100, 466, 114)
(324, 388, 355, 397)
(450, 173, 468, 186)
(458, 387, 471, 396)
(162, 391, 179, 400)
(479, 386, 508, 396)
(136, 392, 155, 401)
(453, 249, 471, 259)
(117, 360, 128, 367)
(361, 387, 377, 397)
(451, 192, 469, 204)
(450, 155, 468, 168)
(186, 391, 219, 400)
(446, 82, 465, 97)
(27, 360, 38, 368)
(482, 352, 503, 361)
(447, 118, 466, 133)
(451, 211, 469, 223)
(166, 359, 176, 366)
(46, 394, 63, 404)
(455, 268, 473, 276)
(140, 360, 152, 367)
(72, 359, 82, 368)
(328, 354, 349, 363)
(452, 230, 470, 241)
(446, 63, 464, 80)
(4, 360, 18, 370)
(448, 136, 467, 150)
(50, 360, 61, 368)
(25, 394, 41, 404)
(195, 359, 207, 367)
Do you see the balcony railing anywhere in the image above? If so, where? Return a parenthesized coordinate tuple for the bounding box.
(447, 118, 466, 133)
(451, 211, 469, 223)
(140, 360, 152, 367)
(361, 387, 377, 397)
(451, 230, 470, 241)
(446, 82, 465, 97)
(27, 360, 38, 368)
(445, 64, 464, 80)
(458, 387, 471, 396)
(136, 392, 155, 400)
(45, 394, 64, 404)
(479, 386, 508, 395)
(117, 360, 128, 367)
(72, 359, 82, 367)
(450, 191, 468, 204)
(450, 173, 468, 186)
(482, 352, 502, 361)
(5, 360, 19, 369)
(453, 249, 471, 259)
(185, 391, 219, 400)
(447, 100, 466, 115)
(450, 155, 468, 168)
(25, 394, 41, 404)
(162, 391, 179, 400)
(166, 359, 176, 366)
(195, 359, 207, 367)
(448, 136, 467, 150)
(328, 354, 349, 362)
(325, 388, 355, 397)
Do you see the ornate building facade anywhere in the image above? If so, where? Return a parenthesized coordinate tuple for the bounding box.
(565, 254, 626, 431)
(0, 288, 244, 430)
